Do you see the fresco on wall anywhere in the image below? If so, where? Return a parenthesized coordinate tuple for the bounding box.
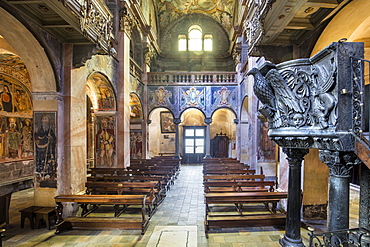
(257, 118, 276, 161)
(130, 76, 144, 99)
(0, 76, 32, 114)
(160, 111, 176, 133)
(130, 130, 143, 159)
(0, 54, 34, 163)
(88, 73, 116, 111)
(180, 87, 205, 111)
(157, 0, 234, 29)
(96, 116, 116, 167)
(130, 93, 143, 119)
(212, 86, 237, 110)
(148, 86, 174, 110)
(34, 112, 57, 187)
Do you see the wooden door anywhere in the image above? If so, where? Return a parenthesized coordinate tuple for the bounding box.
(182, 126, 205, 164)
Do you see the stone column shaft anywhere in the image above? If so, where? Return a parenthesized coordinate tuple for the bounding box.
(174, 118, 181, 159)
(280, 148, 308, 247)
(319, 150, 358, 232)
(204, 118, 212, 159)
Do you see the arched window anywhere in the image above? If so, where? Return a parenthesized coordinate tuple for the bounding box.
(178, 25, 212, 52)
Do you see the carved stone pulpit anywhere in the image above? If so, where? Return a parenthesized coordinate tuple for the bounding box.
(248, 42, 364, 246)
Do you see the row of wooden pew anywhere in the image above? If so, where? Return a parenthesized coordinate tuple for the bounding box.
(54, 156, 180, 235)
(203, 158, 287, 235)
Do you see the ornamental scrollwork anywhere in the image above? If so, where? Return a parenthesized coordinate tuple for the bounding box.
(80, 0, 114, 54)
(247, 50, 337, 130)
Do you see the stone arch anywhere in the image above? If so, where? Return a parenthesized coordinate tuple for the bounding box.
(0, 7, 56, 93)
(312, 0, 370, 58)
(86, 72, 117, 112)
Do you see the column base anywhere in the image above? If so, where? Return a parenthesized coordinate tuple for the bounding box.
(279, 235, 305, 247)
(203, 154, 212, 159)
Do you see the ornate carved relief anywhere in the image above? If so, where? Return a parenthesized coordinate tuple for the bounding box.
(79, 0, 115, 54)
(119, 5, 135, 37)
(248, 50, 337, 130)
(319, 150, 360, 177)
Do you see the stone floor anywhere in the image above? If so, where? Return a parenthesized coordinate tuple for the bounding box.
(1, 164, 360, 247)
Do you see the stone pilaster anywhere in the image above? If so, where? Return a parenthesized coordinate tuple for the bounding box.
(204, 118, 212, 159)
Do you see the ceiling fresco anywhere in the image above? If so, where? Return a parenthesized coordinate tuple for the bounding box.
(157, 0, 235, 30)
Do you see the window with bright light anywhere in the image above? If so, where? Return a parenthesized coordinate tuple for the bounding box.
(188, 26, 202, 51)
(178, 25, 212, 52)
(178, 35, 187, 51)
(204, 35, 213, 51)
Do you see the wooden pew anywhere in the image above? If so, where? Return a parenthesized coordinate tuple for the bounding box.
(85, 181, 160, 216)
(54, 194, 149, 234)
(203, 174, 266, 182)
(203, 158, 240, 163)
(204, 192, 287, 233)
(92, 175, 170, 195)
(203, 169, 256, 175)
(203, 180, 275, 193)
(203, 163, 249, 169)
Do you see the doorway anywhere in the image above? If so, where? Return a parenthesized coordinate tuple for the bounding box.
(182, 126, 206, 164)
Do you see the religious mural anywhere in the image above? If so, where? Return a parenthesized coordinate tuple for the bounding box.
(160, 111, 176, 133)
(34, 112, 57, 187)
(180, 87, 205, 111)
(130, 130, 143, 159)
(0, 54, 34, 163)
(148, 86, 174, 110)
(212, 86, 237, 111)
(87, 73, 116, 111)
(157, 0, 234, 29)
(96, 116, 116, 167)
(130, 93, 143, 119)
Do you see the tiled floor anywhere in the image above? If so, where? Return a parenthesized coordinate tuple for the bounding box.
(1, 164, 360, 246)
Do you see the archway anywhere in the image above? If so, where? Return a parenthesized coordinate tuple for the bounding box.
(211, 108, 237, 158)
(180, 108, 205, 163)
(148, 108, 176, 157)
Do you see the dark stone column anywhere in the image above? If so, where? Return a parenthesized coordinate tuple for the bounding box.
(204, 118, 212, 159)
(280, 148, 308, 247)
(319, 150, 358, 231)
(173, 118, 181, 159)
(359, 162, 370, 229)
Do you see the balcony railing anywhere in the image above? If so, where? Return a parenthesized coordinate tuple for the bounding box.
(147, 72, 237, 85)
(308, 227, 370, 247)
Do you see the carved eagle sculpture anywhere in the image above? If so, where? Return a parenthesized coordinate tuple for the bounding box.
(247, 68, 276, 111)
(248, 67, 304, 127)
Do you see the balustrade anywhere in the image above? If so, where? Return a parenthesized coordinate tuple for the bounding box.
(148, 72, 237, 85)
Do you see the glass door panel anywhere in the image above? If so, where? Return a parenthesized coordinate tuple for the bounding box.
(183, 126, 206, 163)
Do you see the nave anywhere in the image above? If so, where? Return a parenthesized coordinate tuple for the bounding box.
(2, 164, 360, 247)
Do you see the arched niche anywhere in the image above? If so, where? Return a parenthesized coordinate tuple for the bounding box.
(148, 107, 176, 157)
(211, 108, 236, 158)
(180, 108, 206, 126)
(86, 72, 117, 168)
(129, 93, 143, 120)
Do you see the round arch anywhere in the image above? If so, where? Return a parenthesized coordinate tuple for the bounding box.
(86, 72, 117, 112)
(312, 0, 370, 57)
(0, 7, 56, 92)
(180, 108, 206, 126)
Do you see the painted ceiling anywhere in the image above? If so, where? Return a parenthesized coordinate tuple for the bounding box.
(157, 0, 235, 30)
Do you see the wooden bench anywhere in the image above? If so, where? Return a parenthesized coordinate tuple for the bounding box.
(203, 181, 275, 193)
(203, 169, 256, 175)
(54, 194, 149, 234)
(203, 174, 266, 182)
(204, 192, 287, 234)
(93, 175, 170, 195)
(85, 181, 160, 216)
